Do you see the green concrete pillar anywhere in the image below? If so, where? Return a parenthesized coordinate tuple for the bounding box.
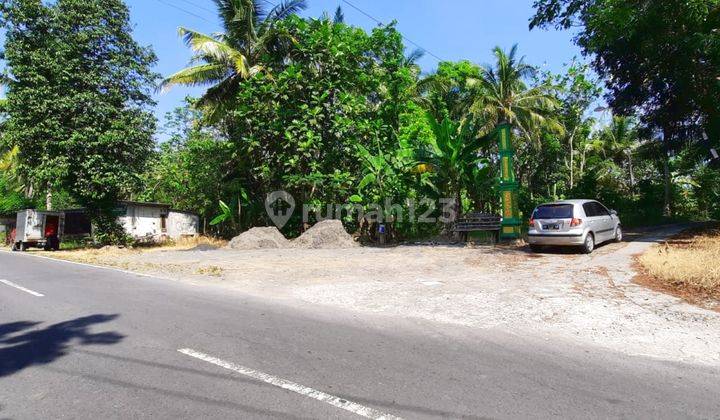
(496, 122, 521, 239)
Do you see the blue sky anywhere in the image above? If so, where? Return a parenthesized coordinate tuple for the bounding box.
(3, 1, 589, 139)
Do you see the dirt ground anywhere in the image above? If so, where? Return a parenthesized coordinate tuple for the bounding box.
(22, 224, 720, 366)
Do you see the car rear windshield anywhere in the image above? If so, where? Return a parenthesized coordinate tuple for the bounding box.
(533, 204, 574, 219)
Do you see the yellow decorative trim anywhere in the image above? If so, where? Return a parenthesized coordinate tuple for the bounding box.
(503, 191, 513, 217)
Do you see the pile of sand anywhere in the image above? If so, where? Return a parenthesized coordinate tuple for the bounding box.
(227, 227, 290, 250)
(293, 220, 358, 249)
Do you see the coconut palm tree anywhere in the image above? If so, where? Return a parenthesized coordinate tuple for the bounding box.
(600, 115, 639, 189)
(468, 45, 563, 140)
(161, 0, 307, 122)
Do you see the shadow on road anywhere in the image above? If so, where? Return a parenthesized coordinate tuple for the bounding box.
(0, 314, 123, 377)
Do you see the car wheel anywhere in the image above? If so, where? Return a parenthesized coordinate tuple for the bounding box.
(529, 244, 543, 253)
(582, 233, 595, 254)
(18, 242, 27, 252)
(11, 242, 19, 252)
(614, 226, 623, 242)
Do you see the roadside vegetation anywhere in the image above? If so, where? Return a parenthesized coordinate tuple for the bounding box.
(1, 0, 719, 244)
(638, 225, 720, 303)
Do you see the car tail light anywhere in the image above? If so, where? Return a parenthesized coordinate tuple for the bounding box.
(570, 218, 583, 227)
(528, 218, 535, 227)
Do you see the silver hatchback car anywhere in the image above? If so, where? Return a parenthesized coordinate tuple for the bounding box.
(528, 199, 622, 253)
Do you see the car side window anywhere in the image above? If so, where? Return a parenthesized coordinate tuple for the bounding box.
(583, 203, 596, 217)
(593, 202, 610, 217)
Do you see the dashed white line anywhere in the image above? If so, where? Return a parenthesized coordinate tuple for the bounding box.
(0, 279, 44, 297)
(178, 348, 403, 420)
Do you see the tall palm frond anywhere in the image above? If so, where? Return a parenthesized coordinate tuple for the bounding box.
(213, 0, 263, 45)
(603, 115, 637, 154)
(163, 0, 306, 123)
(266, 0, 307, 22)
(0, 146, 26, 193)
(333, 6, 344, 23)
(404, 48, 425, 66)
(467, 45, 563, 140)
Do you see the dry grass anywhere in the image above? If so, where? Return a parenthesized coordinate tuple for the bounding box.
(195, 265, 224, 277)
(638, 225, 720, 299)
(154, 235, 228, 251)
(33, 236, 227, 265)
(36, 245, 139, 266)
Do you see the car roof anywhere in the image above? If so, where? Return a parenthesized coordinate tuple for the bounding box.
(536, 199, 598, 207)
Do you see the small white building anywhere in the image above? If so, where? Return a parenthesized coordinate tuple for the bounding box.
(116, 201, 199, 242)
(61, 201, 199, 242)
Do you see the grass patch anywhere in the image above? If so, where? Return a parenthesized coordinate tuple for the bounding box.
(33, 236, 226, 266)
(638, 224, 720, 303)
(195, 265, 224, 277)
(163, 235, 228, 250)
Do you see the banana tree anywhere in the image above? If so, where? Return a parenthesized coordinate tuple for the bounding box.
(350, 140, 425, 241)
(209, 187, 250, 235)
(419, 113, 489, 232)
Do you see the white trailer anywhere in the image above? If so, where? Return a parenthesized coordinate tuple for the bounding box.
(12, 209, 65, 251)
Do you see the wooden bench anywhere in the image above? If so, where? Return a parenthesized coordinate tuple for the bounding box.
(453, 212, 502, 243)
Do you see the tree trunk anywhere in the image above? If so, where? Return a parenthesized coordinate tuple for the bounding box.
(627, 151, 635, 191)
(237, 195, 242, 230)
(46, 187, 52, 211)
(452, 189, 462, 240)
(569, 142, 574, 189)
(662, 126, 672, 218)
(568, 127, 577, 190)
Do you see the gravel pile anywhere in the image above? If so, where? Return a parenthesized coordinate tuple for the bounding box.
(227, 227, 290, 250)
(293, 220, 358, 249)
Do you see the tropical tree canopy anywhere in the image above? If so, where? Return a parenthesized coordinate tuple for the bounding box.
(2, 0, 719, 244)
(468, 45, 563, 140)
(2, 0, 158, 242)
(161, 0, 308, 122)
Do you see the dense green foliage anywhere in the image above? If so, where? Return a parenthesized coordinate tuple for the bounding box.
(2, 0, 719, 244)
(1, 0, 158, 242)
(531, 0, 720, 218)
(148, 0, 720, 239)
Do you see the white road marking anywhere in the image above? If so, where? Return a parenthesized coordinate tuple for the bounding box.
(0, 279, 44, 297)
(178, 348, 403, 420)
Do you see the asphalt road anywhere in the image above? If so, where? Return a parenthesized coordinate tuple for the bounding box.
(1, 251, 719, 419)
